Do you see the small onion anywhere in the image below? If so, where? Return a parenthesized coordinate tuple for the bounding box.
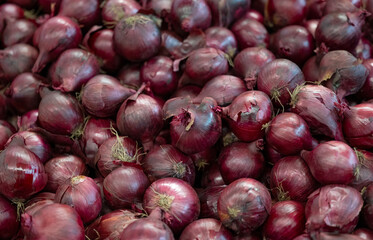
(0, 194, 19, 240)
(265, 0, 307, 29)
(101, 0, 140, 24)
(117, 64, 142, 89)
(199, 185, 226, 219)
(58, 0, 100, 29)
(147, 0, 173, 16)
(0, 120, 16, 150)
(231, 17, 269, 49)
(0, 3, 24, 20)
(179, 218, 233, 240)
(205, 26, 238, 57)
(206, 0, 251, 27)
(302, 56, 320, 84)
(1, 18, 36, 47)
(17, 110, 39, 131)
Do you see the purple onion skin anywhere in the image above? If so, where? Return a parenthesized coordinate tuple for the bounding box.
(205, 26, 238, 57)
(199, 185, 226, 219)
(265, 0, 307, 29)
(179, 218, 233, 240)
(101, 0, 140, 24)
(231, 17, 269, 50)
(363, 183, 373, 231)
(58, 0, 101, 29)
(0, 194, 19, 239)
(359, 59, 373, 100)
(0, 120, 16, 151)
(1, 18, 36, 47)
(38, 0, 61, 13)
(18, 110, 39, 131)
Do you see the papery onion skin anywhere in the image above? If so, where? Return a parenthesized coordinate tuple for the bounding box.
(0, 120, 16, 151)
(351, 150, 373, 191)
(270, 156, 318, 202)
(1, 18, 36, 47)
(305, 185, 363, 236)
(265, 0, 307, 29)
(199, 185, 226, 219)
(205, 27, 238, 57)
(359, 59, 373, 100)
(143, 177, 201, 235)
(101, 0, 140, 24)
(0, 194, 19, 240)
(21, 203, 85, 240)
(263, 201, 306, 240)
(363, 183, 373, 230)
(44, 155, 87, 192)
(179, 218, 233, 240)
(231, 17, 269, 49)
(103, 166, 150, 209)
(58, 0, 100, 29)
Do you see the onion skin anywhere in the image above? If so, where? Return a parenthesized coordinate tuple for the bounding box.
(231, 17, 269, 49)
(179, 218, 233, 240)
(351, 150, 373, 191)
(172, 85, 201, 99)
(265, 0, 307, 29)
(323, 0, 360, 15)
(201, 163, 225, 188)
(103, 166, 150, 209)
(363, 183, 373, 230)
(58, 0, 100, 29)
(0, 3, 24, 20)
(303, 19, 319, 38)
(21, 203, 85, 240)
(101, 0, 140, 24)
(270, 156, 318, 202)
(302, 56, 320, 84)
(18, 110, 39, 131)
(118, 64, 142, 90)
(147, 0, 173, 16)
(143, 178, 201, 235)
(205, 27, 238, 57)
(354, 37, 372, 60)
(354, 228, 373, 240)
(359, 59, 373, 100)
(305, 185, 363, 236)
(217, 178, 271, 233)
(44, 155, 87, 192)
(199, 185, 226, 219)
(218, 140, 265, 184)
(263, 201, 305, 240)
(0, 195, 19, 240)
(0, 120, 16, 151)
(1, 18, 36, 47)
(206, 0, 251, 27)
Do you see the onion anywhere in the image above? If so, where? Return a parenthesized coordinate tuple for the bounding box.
(217, 178, 271, 233)
(343, 103, 373, 149)
(17, 110, 39, 131)
(233, 47, 275, 89)
(141, 56, 179, 97)
(303, 19, 319, 38)
(0, 120, 16, 151)
(143, 177, 200, 234)
(147, 0, 173, 17)
(0, 3, 24, 20)
(170, 29, 206, 59)
(141, 144, 195, 185)
(58, 0, 100, 29)
(222, 90, 273, 142)
(351, 150, 373, 191)
(44, 155, 87, 192)
(354, 37, 372, 60)
(218, 140, 265, 184)
(38, 90, 84, 136)
(171, 85, 201, 99)
(199, 185, 226, 219)
(265, 112, 315, 156)
(32, 16, 82, 73)
(363, 183, 373, 230)
(51, 48, 100, 92)
(0, 195, 19, 240)
(270, 25, 314, 66)
(263, 201, 305, 240)
(315, 11, 366, 52)
(257, 59, 305, 108)
(4, 73, 43, 114)
(170, 0, 212, 33)
(118, 64, 142, 89)
(265, 0, 307, 29)
(305, 185, 363, 236)
(205, 26, 238, 57)
(290, 85, 344, 141)
(302, 56, 320, 84)
(318, 50, 368, 99)
(270, 156, 318, 202)
(323, 0, 360, 15)
(160, 30, 183, 57)
(354, 228, 373, 240)
(201, 163, 225, 187)
(316, 232, 366, 240)
(86, 209, 140, 240)
(103, 166, 150, 209)
(179, 218, 233, 240)
(24, 198, 54, 218)
(101, 0, 140, 25)
(190, 147, 217, 172)
(206, 0, 251, 27)
(114, 14, 161, 62)
(359, 59, 373, 100)
(194, 75, 247, 107)
(38, 0, 61, 13)
(1, 18, 36, 47)
(21, 203, 85, 240)
(231, 17, 269, 49)
(0, 145, 47, 202)
(55, 176, 102, 223)
(117, 93, 164, 150)
(0, 43, 38, 84)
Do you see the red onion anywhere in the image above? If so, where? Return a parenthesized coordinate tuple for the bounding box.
(101, 0, 140, 25)
(17, 110, 39, 131)
(118, 64, 142, 89)
(270, 156, 318, 202)
(141, 56, 179, 97)
(363, 183, 373, 230)
(0, 43, 38, 83)
(303, 19, 319, 38)
(180, 218, 233, 240)
(294, 234, 312, 240)
(199, 185, 226, 219)
(82, 74, 136, 118)
(5, 72, 43, 114)
(263, 201, 305, 240)
(1, 18, 36, 47)
(318, 50, 368, 99)
(351, 150, 373, 191)
(0, 195, 19, 240)
(315, 11, 366, 52)
(147, 0, 173, 16)
(190, 147, 217, 172)
(301, 141, 358, 185)
(217, 178, 271, 233)
(141, 144, 195, 184)
(231, 17, 269, 49)
(205, 27, 238, 57)
(55, 176, 102, 223)
(305, 185, 363, 236)
(143, 177, 200, 234)
(257, 59, 305, 108)
(194, 75, 247, 107)
(170, 0, 212, 33)
(38, 90, 84, 136)
(58, 0, 100, 29)
(302, 56, 320, 84)
(38, 0, 61, 13)
(201, 163, 225, 187)
(32, 16, 82, 73)
(354, 37, 372, 60)
(218, 140, 265, 184)
(95, 134, 143, 177)
(21, 203, 85, 239)
(359, 59, 373, 100)
(103, 166, 150, 209)
(117, 93, 164, 150)
(207, 0, 251, 27)
(0, 120, 16, 150)
(0, 145, 47, 202)
(170, 29, 206, 59)
(114, 14, 161, 62)
(171, 85, 201, 99)
(265, 0, 306, 29)
(24, 198, 54, 219)
(343, 103, 373, 149)
(44, 155, 87, 192)
(233, 47, 275, 89)
(265, 112, 315, 156)
(159, 30, 183, 57)
(51, 48, 100, 92)
(290, 85, 344, 141)
(86, 209, 140, 240)
(0, 3, 24, 20)
(222, 90, 273, 142)
(354, 228, 373, 240)
(323, 0, 360, 15)
(270, 25, 314, 66)
(314, 232, 365, 240)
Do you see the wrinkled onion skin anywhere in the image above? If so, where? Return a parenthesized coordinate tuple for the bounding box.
(120, 217, 175, 240)
(179, 218, 233, 240)
(0, 195, 19, 240)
